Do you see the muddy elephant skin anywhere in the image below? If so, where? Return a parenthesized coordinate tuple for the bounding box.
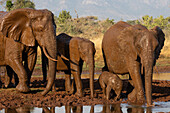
(99, 71, 123, 100)
(102, 21, 165, 106)
(42, 33, 96, 98)
(0, 8, 57, 95)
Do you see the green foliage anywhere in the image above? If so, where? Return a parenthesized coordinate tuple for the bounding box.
(106, 18, 114, 25)
(4, 0, 35, 11)
(56, 10, 72, 24)
(137, 15, 170, 30)
(126, 20, 136, 25)
(11, 0, 35, 10)
(6, 0, 13, 11)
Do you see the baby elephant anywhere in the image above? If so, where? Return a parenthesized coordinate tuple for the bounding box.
(99, 71, 123, 100)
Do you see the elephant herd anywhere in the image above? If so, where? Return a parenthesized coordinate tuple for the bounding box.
(0, 8, 165, 107)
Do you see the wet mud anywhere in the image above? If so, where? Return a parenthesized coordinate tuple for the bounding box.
(0, 76, 169, 109)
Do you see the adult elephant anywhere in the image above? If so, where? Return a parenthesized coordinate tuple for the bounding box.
(102, 21, 165, 106)
(0, 8, 57, 95)
(42, 33, 96, 98)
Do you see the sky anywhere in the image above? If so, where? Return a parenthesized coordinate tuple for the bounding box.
(0, 0, 169, 21)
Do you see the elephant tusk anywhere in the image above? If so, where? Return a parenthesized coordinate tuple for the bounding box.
(61, 54, 69, 61)
(43, 47, 58, 62)
(57, 52, 69, 61)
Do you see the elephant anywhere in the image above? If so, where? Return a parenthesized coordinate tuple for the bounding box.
(0, 8, 57, 95)
(102, 21, 165, 106)
(99, 71, 123, 100)
(42, 33, 96, 98)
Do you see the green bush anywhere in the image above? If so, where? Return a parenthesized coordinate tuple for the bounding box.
(56, 10, 72, 24)
(136, 15, 170, 29)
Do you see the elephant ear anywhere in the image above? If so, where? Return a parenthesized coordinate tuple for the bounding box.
(0, 10, 35, 46)
(151, 26, 165, 59)
(151, 26, 165, 49)
(69, 37, 80, 62)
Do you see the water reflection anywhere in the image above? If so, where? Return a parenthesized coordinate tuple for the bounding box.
(127, 107, 151, 113)
(65, 106, 83, 113)
(5, 107, 33, 113)
(42, 107, 55, 113)
(101, 104, 122, 113)
(2, 102, 170, 113)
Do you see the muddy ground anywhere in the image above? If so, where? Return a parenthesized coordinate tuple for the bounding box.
(0, 66, 170, 109)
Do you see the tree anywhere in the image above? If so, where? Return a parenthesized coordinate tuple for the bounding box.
(137, 15, 170, 30)
(141, 15, 153, 28)
(11, 0, 35, 10)
(106, 18, 114, 25)
(152, 15, 168, 29)
(57, 10, 72, 24)
(1, 0, 35, 11)
(6, 0, 13, 11)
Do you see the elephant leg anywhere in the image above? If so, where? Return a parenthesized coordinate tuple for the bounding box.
(24, 48, 37, 86)
(71, 65, 83, 97)
(99, 78, 106, 98)
(5, 66, 13, 88)
(114, 89, 121, 101)
(8, 60, 30, 92)
(106, 85, 111, 100)
(65, 71, 74, 94)
(127, 61, 145, 104)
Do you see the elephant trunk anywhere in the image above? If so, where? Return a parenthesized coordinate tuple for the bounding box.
(88, 54, 94, 98)
(41, 32, 57, 96)
(143, 49, 154, 106)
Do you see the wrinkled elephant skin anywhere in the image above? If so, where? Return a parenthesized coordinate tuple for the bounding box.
(42, 33, 96, 98)
(0, 8, 57, 95)
(102, 21, 165, 106)
(99, 71, 123, 101)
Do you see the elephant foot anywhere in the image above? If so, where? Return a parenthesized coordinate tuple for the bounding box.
(75, 91, 83, 97)
(128, 88, 137, 104)
(66, 89, 74, 95)
(128, 89, 145, 105)
(103, 94, 106, 99)
(136, 90, 145, 105)
(65, 81, 74, 94)
(147, 103, 155, 107)
(16, 83, 30, 93)
(106, 96, 109, 100)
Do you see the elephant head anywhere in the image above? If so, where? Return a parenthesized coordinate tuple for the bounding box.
(119, 25, 165, 106)
(0, 8, 57, 95)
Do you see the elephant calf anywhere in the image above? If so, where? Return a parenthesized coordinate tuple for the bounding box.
(99, 71, 123, 100)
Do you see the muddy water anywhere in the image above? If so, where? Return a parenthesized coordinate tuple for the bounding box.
(0, 102, 170, 113)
